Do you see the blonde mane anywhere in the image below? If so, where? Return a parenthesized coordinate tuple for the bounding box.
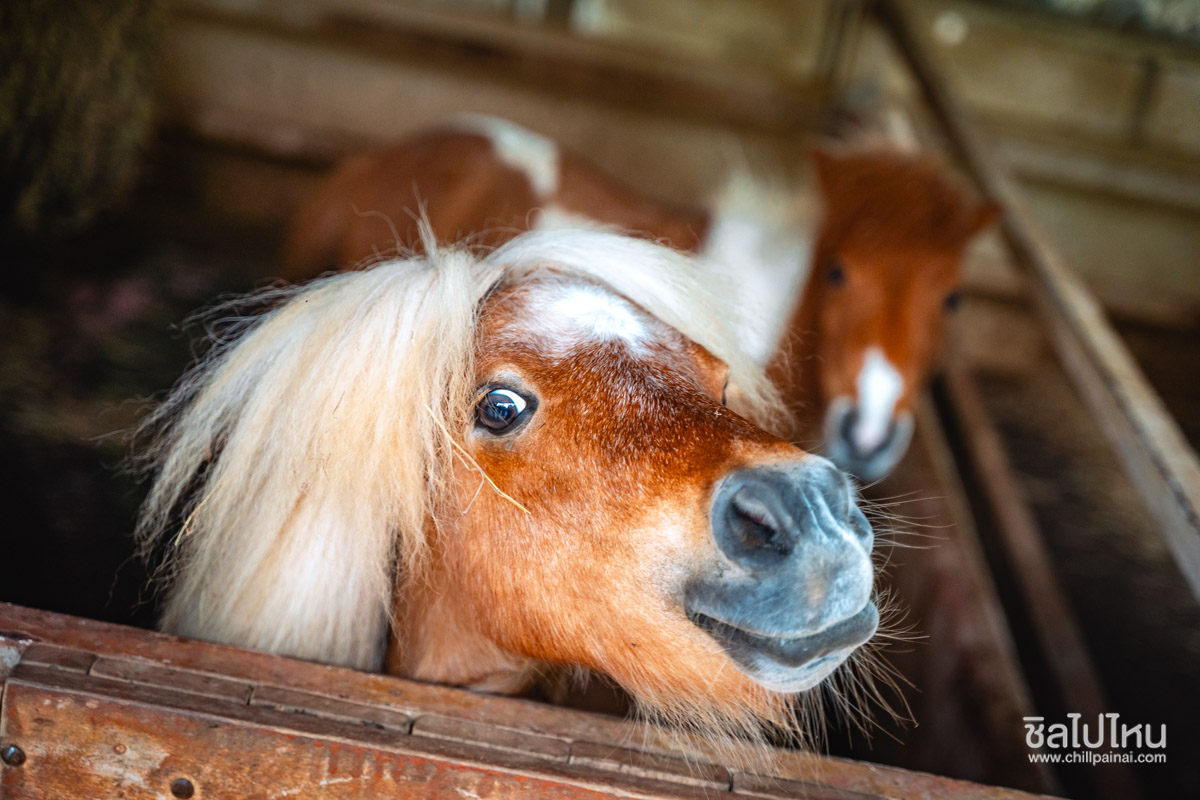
(136, 229, 786, 671)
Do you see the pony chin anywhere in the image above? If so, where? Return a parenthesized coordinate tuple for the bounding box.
(740, 651, 853, 694)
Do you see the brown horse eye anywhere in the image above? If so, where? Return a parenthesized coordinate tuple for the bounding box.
(826, 262, 845, 286)
(476, 388, 529, 432)
(944, 289, 963, 312)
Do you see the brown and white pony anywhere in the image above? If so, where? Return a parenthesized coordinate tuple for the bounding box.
(137, 229, 879, 743)
(283, 115, 995, 480)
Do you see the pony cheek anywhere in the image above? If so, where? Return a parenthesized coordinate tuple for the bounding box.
(814, 308, 862, 405)
(815, 341, 858, 410)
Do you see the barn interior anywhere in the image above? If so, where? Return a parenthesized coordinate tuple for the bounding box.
(2, 1, 1199, 798)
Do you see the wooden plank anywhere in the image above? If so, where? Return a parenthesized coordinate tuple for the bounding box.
(937, 367, 1143, 800)
(166, 0, 820, 164)
(731, 769, 881, 800)
(861, 401, 1058, 794)
(0, 604, 1060, 799)
(568, 741, 730, 790)
(0, 603, 705, 764)
(252, 685, 413, 733)
(0, 677, 699, 800)
(411, 714, 571, 761)
(91, 656, 253, 703)
(873, 0, 1200, 604)
(18, 642, 95, 673)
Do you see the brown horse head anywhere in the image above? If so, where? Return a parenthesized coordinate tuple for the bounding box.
(801, 147, 996, 481)
(137, 230, 880, 737)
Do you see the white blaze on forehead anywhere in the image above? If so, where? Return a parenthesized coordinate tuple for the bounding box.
(514, 282, 649, 350)
(453, 115, 559, 199)
(853, 346, 904, 452)
(542, 284, 647, 344)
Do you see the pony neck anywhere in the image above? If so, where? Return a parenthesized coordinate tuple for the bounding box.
(699, 172, 814, 364)
(387, 564, 538, 694)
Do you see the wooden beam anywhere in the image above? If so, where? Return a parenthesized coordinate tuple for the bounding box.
(862, 400, 1059, 794)
(0, 604, 1061, 800)
(938, 367, 1142, 800)
(168, 0, 821, 164)
(873, 0, 1200, 604)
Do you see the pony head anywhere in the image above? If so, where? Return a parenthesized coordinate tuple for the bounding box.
(806, 147, 996, 481)
(137, 229, 880, 739)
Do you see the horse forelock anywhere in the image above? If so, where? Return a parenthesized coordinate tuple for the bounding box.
(137, 250, 499, 671)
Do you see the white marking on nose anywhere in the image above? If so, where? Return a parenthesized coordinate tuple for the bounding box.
(454, 115, 559, 198)
(544, 285, 646, 344)
(852, 346, 903, 453)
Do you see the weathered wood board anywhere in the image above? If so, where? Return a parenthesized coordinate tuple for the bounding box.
(0, 604, 1058, 799)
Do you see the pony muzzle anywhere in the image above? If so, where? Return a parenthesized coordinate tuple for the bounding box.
(686, 459, 878, 693)
(824, 396, 915, 482)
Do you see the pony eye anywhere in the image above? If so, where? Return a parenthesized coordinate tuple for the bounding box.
(826, 261, 846, 286)
(476, 388, 529, 432)
(944, 289, 963, 312)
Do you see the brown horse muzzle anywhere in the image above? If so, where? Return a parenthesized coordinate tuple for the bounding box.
(685, 457, 877, 692)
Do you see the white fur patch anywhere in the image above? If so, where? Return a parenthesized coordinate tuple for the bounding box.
(700, 175, 813, 364)
(853, 346, 904, 452)
(534, 204, 610, 232)
(534, 284, 647, 346)
(453, 114, 559, 199)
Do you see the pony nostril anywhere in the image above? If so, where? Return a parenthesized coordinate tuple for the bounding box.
(839, 408, 859, 447)
(729, 492, 789, 555)
(711, 464, 870, 575)
(839, 410, 896, 460)
(850, 504, 873, 550)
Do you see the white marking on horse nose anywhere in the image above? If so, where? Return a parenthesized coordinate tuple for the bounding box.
(454, 115, 559, 198)
(852, 346, 903, 453)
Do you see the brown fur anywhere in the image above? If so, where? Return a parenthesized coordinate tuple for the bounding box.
(283, 130, 708, 279)
(389, 279, 804, 722)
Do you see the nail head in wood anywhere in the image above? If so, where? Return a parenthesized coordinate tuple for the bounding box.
(170, 777, 195, 798)
(1, 744, 26, 766)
